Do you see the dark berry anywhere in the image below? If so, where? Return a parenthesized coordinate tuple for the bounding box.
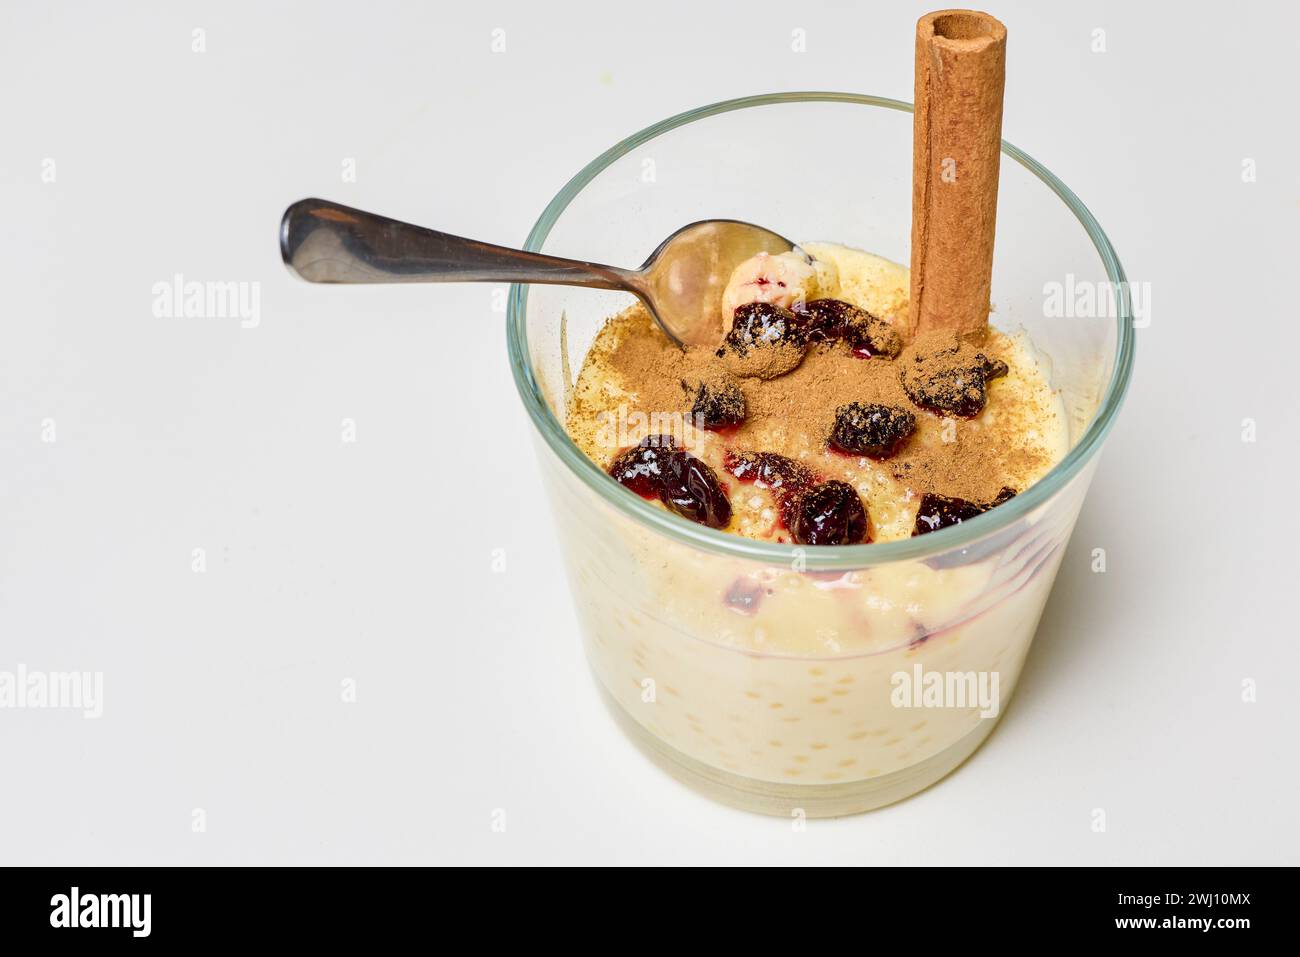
(723, 450, 815, 494)
(791, 298, 851, 341)
(607, 435, 677, 497)
(903, 367, 985, 417)
(686, 377, 746, 430)
(830, 403, 916, 459)
(659, 451, 732, 528)
(726, 302, 807, 353)
(790, 480, 869, 546)
(792, 299, 902, 357)
(722, 302, 809, 379)
(911, 487, 1017, 536)
(912, 494, 984, 535)
(901, 347, 1009, 418)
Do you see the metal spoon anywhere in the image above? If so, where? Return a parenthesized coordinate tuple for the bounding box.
(279, 198, 798, 347)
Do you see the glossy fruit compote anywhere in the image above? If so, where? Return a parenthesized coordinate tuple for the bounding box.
(560, 242, 1075, 810)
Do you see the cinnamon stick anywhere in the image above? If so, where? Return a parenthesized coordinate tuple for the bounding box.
(909, 10, 1007, 341)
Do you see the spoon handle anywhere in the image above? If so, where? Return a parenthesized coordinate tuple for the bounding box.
(280, 198, 636, 289)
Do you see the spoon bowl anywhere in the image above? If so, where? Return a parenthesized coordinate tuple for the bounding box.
(631, 219, 797, 346)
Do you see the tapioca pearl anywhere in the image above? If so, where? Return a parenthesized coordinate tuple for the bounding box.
(822, 772, 843, 781)
(743, 690, 761, 700)
(884, 737, 902, 746)
(664, 686, 680, 697)
(831, 688, 850, 697)
(836, 676, 855, 685)
(918, 736, 932, 747)
(685, 713, 702, 723)
(810, 696, 829, 704)
(783, 768, 803, 777)
(865, 768, 882, 777)
(911, 720, 928, 732)
(793, 755, 809, 764)
(768, 702, 783, 710)
(847, 731, 869, 741)
(780, 716, 802, 723)
(810, 743, 829, 751)
(809, 668, 826, 677)
(838, 758, 857, 768)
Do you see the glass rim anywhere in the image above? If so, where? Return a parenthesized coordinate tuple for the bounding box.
(506, 91, 1135, 569)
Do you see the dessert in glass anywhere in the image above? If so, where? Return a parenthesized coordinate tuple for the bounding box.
(507, 93, 1134, 816)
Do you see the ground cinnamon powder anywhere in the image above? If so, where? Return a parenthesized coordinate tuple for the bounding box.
(570, 304, 1048, 510)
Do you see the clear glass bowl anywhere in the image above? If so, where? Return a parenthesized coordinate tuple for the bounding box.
(507, 93, 1134, 817)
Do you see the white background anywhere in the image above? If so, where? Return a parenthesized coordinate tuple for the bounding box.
(2, 0, 1297, 865)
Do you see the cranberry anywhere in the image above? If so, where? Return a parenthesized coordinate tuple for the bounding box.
(792, 299, 902, 357)
(719, 302, 810, 380)
(659, 451, 732, 528)
(607, 435, 677, 498)
(790, 480, 869, 546)
(904, 369, 983, 417)
(687, 377, 746, 430)
(791, 298, 851, 341)
(724, 302, 808, 354)
(830, 403, 916, 459)
(901, 351, 1009, 418)
(912, 494, 984, 534)
(723, 450, 816, 495)
(912, 487, 1017, 536)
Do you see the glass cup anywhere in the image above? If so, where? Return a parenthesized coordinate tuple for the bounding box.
(507, 93, 1134, 817)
